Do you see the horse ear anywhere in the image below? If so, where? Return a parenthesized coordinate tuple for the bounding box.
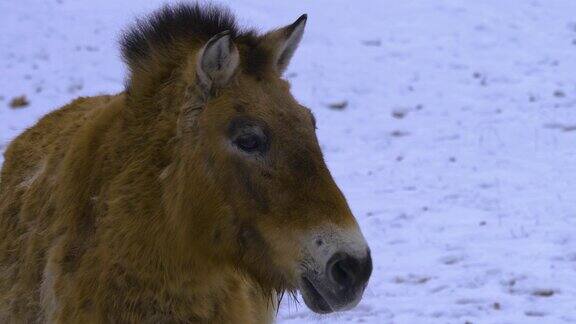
(262, 14, 307, 74)
(197, 31, 239, 88)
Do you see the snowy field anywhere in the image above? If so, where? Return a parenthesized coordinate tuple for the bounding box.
(2, 0, 576, 323)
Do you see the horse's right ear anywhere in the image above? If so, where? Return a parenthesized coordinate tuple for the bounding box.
(196, 31, 239, 88)
(261, 14, 307, 74)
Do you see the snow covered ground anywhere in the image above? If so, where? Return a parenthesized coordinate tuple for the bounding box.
(2, 0, 576, 323)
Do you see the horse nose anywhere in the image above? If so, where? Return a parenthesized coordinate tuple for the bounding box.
(326, 250, 372, 291)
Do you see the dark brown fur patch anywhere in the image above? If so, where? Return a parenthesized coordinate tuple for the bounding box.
(239, 41, 272, 78)
(233, 160, 270, 213)
(289, 153, 318, 180)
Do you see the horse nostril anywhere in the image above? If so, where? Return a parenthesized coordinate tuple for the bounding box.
(327, 251, 373, 291)
(327, 252, 359, 289)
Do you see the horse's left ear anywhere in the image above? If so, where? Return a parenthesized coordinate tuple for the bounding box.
(197, 31, 239, 88)
(262, 14, 307, 74)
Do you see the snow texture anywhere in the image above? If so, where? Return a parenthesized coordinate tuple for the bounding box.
(1, 0, 576, 323)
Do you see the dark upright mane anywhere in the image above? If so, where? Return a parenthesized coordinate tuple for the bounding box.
(120, 3, 268, 79)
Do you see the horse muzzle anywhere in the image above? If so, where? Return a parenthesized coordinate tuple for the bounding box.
(298, 224, 372, 314)
(300, 249, 372, 313)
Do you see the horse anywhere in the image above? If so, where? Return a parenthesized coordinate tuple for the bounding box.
(0, 3, 372, 323)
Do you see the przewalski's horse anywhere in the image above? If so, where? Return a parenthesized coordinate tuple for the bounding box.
(0, 3, 371, 323)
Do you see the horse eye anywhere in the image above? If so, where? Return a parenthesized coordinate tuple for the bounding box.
(234, 133, 261, 152)
(228, 117, 269, 154)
